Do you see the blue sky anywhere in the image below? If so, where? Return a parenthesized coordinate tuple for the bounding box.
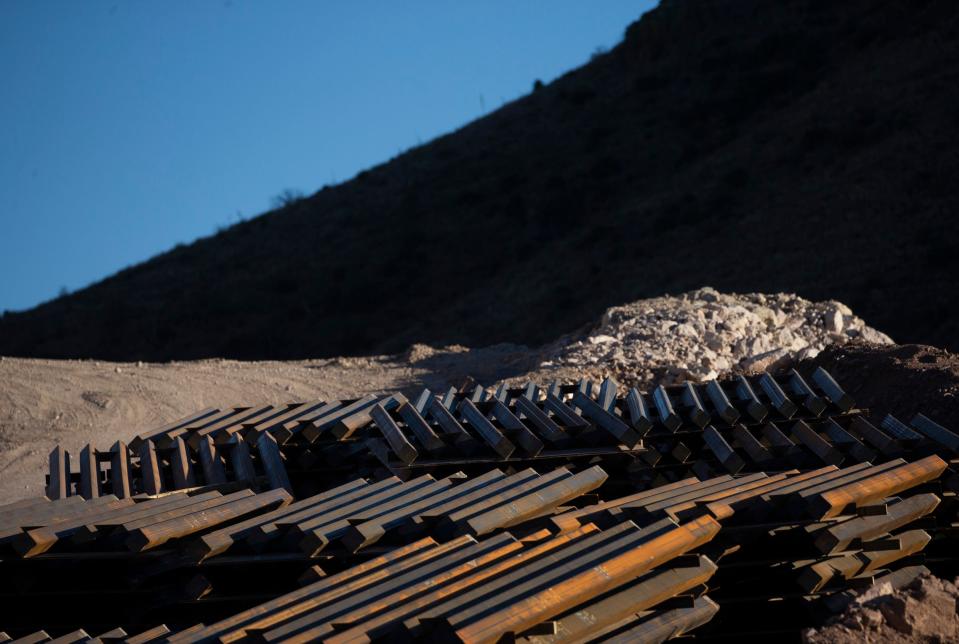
(0, 1, 655, 312)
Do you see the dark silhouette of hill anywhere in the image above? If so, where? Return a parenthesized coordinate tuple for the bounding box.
(2, 0, 958, 361)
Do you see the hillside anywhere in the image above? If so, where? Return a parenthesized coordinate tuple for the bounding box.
(1, 0, 957, 361)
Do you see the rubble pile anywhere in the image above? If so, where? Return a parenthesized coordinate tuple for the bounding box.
(540, 287, 893, 387)
(804, 573, 959, 643)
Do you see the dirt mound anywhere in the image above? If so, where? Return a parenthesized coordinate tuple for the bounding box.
(804, 573, 959, 643)
(805, 342, 959, 430)
(1, 0, 958, 361)
(534, 287, 890, 387)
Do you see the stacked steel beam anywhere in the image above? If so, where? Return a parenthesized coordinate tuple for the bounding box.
(168, 516, 722, 643)
(45, 368, 870, 498)
(6, 367, 959, 641)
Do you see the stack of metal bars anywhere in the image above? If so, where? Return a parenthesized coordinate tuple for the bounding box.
(12, 365, 959, 642)
(45, 367, 873, 497)
(190, 465, 607, 561)
(168, 515, 722, 643)
(0, 487, 292, 558)
(0, 624, 175, 644)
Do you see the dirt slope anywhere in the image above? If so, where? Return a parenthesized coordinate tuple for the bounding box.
(0, 0, 958, 361)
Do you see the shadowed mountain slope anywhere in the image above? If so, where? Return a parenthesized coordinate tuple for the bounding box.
(2, 0, 958, 360)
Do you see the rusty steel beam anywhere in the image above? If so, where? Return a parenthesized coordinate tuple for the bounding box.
(513, 396, 568, 444)
(911, 413, 959, 453)
(880, 413, 922, 444)
(174, 537, 460, 643)
(258, 534, 524, 642)
(0, 495, 110, 540)
(652, 385, 682, 431)
(413, 470, 528, 527)
(448, 515, 721, 643)
(370, 402, 419, 465)
(488, 399, 546, 455)
(413, 389, 432, 415)
(341, 470, 508, 552)
(397, 401, 446, 453)
(12, 496, 136, 557)
(459, 466, 607, 537)
(669, 472, 793, 522)
(125, 488, 290, 552)
(598, 596, 719, 644)
(761, 423, 803, 463)
(198, 434, 228, 485)
(46, 445, 70, 500)
(734, 375, 768, 422)
(458, 399, 516, 459)
(702, 425, 745, 474)
(0, 496, 49, 514)
(241, 400, 327, 440)
(515, 556, 717, 643)
(822, 418, 876, 464)
(124, 625, 172, 644)
(428, 397, 477, 451)
(705, 379, 740, 425)
(799, 529, 931, 592)
(544, 393, 589, 429)
(805, 454, 946, 519)
(681, 383, 710, 429)
(758, 373, 797, 419)
(788, 369, 827, 416)
(731, 424, 774, 467)
(130, 406, 219, 451)
(109, 440, 132, 499)
(812, 367, 854, 411)
(850, 416, 900, 456)
(72, 490, 224, 543)
(45, 629, 89, 644)
(408, 521, 651, 637)
(273, 401, 342, 444)
(9, 631, 50, 644)
(572, 391, 640, 448)
(188, 404, 276, 450)
(598, 377, 618, 412)
(433, 469, 574, 539)
(706, 466, 834, 519)
(624, 474, 767, 524)
(790, 420, 844, 466)
(325, 525, 602, 644)
(72, 453, 99, 498)
(191, 477, 370, 560)
(625, 387, 653, 435)
(302, 395, 379, 442)
(254, 476, 405, 549)
(170, 436, 197, 490)
(550, 477, 699, 532)
(298, 477, 456, 555)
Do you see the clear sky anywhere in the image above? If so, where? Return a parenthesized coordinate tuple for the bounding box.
(0, 1, 655, 313)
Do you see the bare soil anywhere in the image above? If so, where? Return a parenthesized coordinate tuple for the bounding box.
(805, 342, 959, 431)
(804, 573, 959, 643)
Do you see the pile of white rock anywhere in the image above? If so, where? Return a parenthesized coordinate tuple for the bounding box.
(536, 287, 892, 387)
